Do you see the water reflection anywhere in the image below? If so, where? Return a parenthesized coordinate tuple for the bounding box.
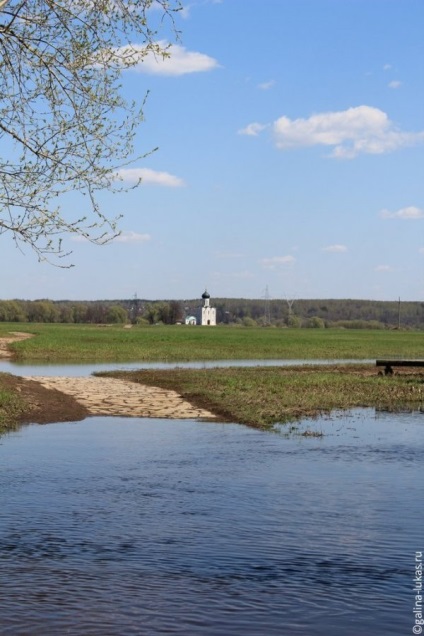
(0, 409, 421, 635)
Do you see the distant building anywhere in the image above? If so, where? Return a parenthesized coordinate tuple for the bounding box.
(199, 289, 216, 326)
(184, 290, 217, 326)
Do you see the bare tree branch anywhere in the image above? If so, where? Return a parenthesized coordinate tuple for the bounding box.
(0, 0, 182, 265)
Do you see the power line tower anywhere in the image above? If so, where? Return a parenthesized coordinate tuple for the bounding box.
(286, 295, 296, 318)
(130, 292, 139, 324)
(284, 292, 297, 325)
(262, 285, 271, 326)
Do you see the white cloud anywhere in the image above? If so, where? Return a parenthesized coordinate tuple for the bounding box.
(260, 255, 295, 269)
(116, 167, 185, 187)
(114, 231, 151, 244)
(238, 122, 268, 136)
(257, 79, 276, 90)
(242, 106, 424, 158)
(322, 244, 348, 253)
(375, 265, 394, 272)
(388, 80, 402, 89)
(380, 206, 424, 220)
(116, 41, 219, 76)
(383, 64, 392, 71)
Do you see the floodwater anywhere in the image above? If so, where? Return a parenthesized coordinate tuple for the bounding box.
(0, 408, 422, 635)
(0, 358, 373, 377)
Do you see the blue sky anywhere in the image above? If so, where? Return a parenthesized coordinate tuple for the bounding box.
(2, 0, 424, 301)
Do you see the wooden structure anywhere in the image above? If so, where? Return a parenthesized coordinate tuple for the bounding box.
(376, 359, 424, 375)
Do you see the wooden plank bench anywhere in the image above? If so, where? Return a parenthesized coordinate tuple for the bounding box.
(376, 359, 424, 375)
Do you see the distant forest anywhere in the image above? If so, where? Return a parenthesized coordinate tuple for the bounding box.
(0, 297, 423, 329)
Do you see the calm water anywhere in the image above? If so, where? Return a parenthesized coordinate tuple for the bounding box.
(0, 358, 373, 376)
(0, 409, 422, 635)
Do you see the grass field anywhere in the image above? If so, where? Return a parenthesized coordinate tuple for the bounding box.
(2, 323, 424, 429)
(0, 388, 23, 432)
(100, 365, 424, 429)
(1, 322, 424, 362)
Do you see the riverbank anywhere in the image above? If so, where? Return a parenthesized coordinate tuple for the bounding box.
(2, 364, 424, 432)
(0, 373, 89, 431)
(2, 329, 424, 431)
(99, 364, 424, 428)
(0, 331, 33, 358)
(0, 372, 215, 433)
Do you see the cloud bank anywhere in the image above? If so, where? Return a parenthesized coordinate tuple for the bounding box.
(241, 106, 424, 158)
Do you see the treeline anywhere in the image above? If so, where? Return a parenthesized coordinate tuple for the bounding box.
(0, 297, 423, 329)
(212, 298, 424, 329)
(0, 299, 185, 325)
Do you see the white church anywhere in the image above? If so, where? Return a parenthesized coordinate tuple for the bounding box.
(185, 290, 216, 326)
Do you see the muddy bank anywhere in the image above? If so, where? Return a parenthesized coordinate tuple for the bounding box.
(0, 373, 89, 425)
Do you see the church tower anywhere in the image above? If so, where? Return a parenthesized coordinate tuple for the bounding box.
(201, 290, 216, 326)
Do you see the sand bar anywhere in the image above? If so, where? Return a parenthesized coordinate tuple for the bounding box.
(23, 375, 216, 420)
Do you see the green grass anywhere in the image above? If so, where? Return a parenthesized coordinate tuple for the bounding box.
(0, 376, 26, 433)
(1, 322, 424, 362)
(99, 365, 424, 428)
(2, 323, 424, 429)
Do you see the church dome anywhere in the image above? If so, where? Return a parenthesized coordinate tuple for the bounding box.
(202, 289, 210, 299)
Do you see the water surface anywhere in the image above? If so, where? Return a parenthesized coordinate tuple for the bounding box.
(0, 358, 373, 377)
(0, 409, 421, 635)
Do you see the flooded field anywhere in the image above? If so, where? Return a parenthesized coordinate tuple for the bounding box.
(0, 408, 421, 635)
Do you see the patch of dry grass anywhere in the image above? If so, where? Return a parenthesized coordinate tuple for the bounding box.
(99, 364, 424, 428)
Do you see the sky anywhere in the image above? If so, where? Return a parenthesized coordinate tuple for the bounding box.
(1, 0, 424, 301)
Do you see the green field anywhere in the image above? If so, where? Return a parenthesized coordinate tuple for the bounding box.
(100, 364, 424, 429)
(1, 322, 424, 362)
(0, 384, 25, 432)
(2, 323, 424, 429)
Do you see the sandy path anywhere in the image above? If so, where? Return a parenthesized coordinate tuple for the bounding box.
(0, 332, 33, 358)
(23, 375, 216, 420)
(1, 333, 215, 420)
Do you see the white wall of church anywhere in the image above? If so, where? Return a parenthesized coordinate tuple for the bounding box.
(201, 306, 216, 326)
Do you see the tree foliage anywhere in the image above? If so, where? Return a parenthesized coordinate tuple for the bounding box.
(0, 297, 423, 328)
(0, 0, 180, 263)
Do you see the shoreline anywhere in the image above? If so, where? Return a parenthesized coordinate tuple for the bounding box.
(0, 333, 215, 426)
(0, 332, 33, 359)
